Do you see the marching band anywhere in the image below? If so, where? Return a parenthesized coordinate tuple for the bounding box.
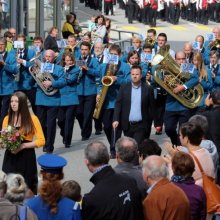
(1, 20, 220, 155)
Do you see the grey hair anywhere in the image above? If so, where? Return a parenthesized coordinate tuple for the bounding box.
(115, 136, 138, 162)
(189, 114, 208, 134)
(5, 173, 27, 203)
(85, 141, 109, 166)
(142, 156, 169, 179)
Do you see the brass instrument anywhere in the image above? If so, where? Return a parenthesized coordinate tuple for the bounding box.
(145, 37, 156, 46)
(208, 38, 220, 50)
(93, 64, 116, 119)
(152, 45, 204, 109)
(29, 59, 58, 96)
(14, 46, 22, 82)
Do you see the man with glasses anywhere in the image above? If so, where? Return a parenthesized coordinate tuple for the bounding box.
(164, 51, 199, 146)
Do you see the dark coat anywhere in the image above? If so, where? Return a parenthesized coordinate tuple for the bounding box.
(113, 82, 155, 131)
(114, 162, 148, 200)
(82, 166, 144, 220)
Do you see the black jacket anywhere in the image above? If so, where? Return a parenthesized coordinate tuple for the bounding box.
(113, 82, 155, 131)
(82, 166, 144, 220)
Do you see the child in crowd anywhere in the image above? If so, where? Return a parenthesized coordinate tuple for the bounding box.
(88, 16, 96, 32)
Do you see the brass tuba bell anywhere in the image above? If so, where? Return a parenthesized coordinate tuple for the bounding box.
(152, 45, 204, 109)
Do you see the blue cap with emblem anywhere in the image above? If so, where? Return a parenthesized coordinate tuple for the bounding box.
(37, 154, 67, 174)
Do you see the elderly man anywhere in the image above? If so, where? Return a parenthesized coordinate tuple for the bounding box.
(183, 42, 193, 63)
(114, 136, 148, 199)
(35, 49, 66, 153)
(142, 155, 191, 220)
(82, 141, 144, 220)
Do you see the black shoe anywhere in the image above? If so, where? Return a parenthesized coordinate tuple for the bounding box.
(81, 137, 89, 141)
(95, 130, 102, 135)
(65, 144, 71, 148)
(43, 147, 53, 153)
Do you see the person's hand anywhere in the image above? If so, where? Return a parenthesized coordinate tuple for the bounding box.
(0, 60, 5, 66)
(82, 65, 88, 71)
(11, 144, 25, 155)
(163, 154, 172, 164)
(173, 85, 185, 94)
(42, 80, 52, 89)
(110, 76, 117, 82)
(96, 95, 100, 103)
(205, 93, 213, 107)
(164, 142, 177, 157)
(112, 121, 119, 129)
(215, 204, 220, 214)
(17, 58, 24, 64)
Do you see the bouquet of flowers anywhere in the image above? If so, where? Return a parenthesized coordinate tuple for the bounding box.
(0, 126, 23, 151)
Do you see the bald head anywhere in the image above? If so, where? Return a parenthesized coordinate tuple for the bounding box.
(175, 51, 186, 65)
(142, 155, 169, 181)
(44, 49, 55, 63)
(183, 42, 192, 57)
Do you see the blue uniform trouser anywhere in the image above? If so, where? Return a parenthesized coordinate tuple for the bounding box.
(164, 110, 192, 146)
(36, 106, 59, 152)
(76, 95, 96, 139)
(58, 105, 77, 145)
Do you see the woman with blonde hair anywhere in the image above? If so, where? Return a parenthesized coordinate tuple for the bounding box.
(192, 52, 213, 109)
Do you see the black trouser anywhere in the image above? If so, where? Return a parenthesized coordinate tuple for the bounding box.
(164, 2, 170, 21)
(216, 3, 220, 22)
(36, 106, 59, 152)
(169, 3, 180, 24)
(143, 4, 151, 24)
(102, 108, 122, 154)
(76, 95, 96, 139)
(127, 3, 135, 23)
(209, 3, 216, 20)
(189, 2, 197, 22)
(104, 2, 113, 15)
(0, 95, 10, 130)
(153, 94, 167, 128)
(200, 8, 208, 25)
(124, 121, 147, 146)
(94, 118, 103, 132)
(149, 8, 157, 26)
(164, 110, 192, 146)
(17, 88, 36, 114)
(58, 105, 77, 145)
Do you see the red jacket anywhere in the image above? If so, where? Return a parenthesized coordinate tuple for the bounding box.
(150, 0, 158, 9)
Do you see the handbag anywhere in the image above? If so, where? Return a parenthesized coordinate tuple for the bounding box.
(190, 152, 220, 213)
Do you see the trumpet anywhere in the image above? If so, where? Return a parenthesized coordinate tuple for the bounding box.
(145, 37, 156, 46)
(208, 38, 220, 50)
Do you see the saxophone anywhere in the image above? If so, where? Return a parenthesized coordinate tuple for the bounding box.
(93, 64, 116, 119)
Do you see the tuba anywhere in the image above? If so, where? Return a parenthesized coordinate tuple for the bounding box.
(29, 59, 58, 96)
(152, 45, 204, 109)
(208, 38, 220, 50)
(145, 37, 156, 46)
(93, 64, 116, 119)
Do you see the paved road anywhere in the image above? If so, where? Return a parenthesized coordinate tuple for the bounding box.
(0, 2, 219, 195)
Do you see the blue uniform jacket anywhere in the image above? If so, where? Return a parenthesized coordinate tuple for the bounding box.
(165, 68, 200, 111)
(13, 48, 35, 91)
(77, 56, 100, 96)
(0, 51, 17, 95)
(211, 64, 220, 91)
(60, 65, 80, 106)
(198, 66, 213, 107)
(27, 196, 82, 220)
(98, 61, 131, 109)
(35, 64, 66, 106)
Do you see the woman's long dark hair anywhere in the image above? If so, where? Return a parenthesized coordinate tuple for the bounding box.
(8, 91, 34, 135)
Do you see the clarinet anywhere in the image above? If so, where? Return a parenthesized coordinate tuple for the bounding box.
(77, 68, 83, 84)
